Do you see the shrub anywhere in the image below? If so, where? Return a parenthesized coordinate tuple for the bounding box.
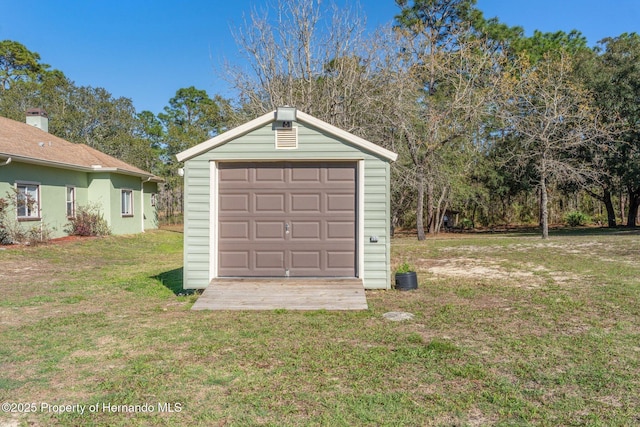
(395, 262, 415, 274)
(0, 193, 53, 245)
(564, 211, 591, 227)
(0, 197, 10, 244)
(461, 218, 474, 229)
(65, 204, 111, 236)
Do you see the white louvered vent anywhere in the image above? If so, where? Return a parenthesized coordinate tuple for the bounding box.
(275, 126, 298, 149)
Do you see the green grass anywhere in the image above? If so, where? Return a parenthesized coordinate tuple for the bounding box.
(1, 228, 639, 426)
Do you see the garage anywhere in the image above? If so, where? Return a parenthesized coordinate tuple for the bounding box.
(177, 107, 397, 292)
(218, 162, 356, 277)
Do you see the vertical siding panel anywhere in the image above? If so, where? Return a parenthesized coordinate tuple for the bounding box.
(183, 158, 211, 289)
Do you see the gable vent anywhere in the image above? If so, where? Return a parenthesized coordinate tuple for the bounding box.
(275, 126, 298, 149)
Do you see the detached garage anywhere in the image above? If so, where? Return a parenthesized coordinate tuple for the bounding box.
(176, 107, 397, 295)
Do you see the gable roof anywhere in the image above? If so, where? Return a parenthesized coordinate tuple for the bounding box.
(176, 110, 398, 162)
(0, 116, 161, 181)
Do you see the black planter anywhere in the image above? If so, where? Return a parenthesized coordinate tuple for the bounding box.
(395, 271, 418, 291)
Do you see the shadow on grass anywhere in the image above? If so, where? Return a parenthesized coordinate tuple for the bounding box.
(152, 267, 187, 296)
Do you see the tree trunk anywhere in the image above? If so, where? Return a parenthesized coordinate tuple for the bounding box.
(603, 189, 616, 228)
(619, 189, 626, 225)
(626, 186, 640, 227)
(540, 176, 549, 239)
(416, 172, 426, 241)
(434, 186, 449, 234)
(426, 179, 435, 235)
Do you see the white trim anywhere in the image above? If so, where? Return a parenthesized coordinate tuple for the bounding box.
(209, 161, 219, 281)
(120, 188, 134, 217)
(140, 181, 145, 232)
(175, 110, 398, 163)
(65, 185, 76, 218)
(15, 181, 41, 219)
(297, 111, 398, 162)
(358, 160, 365, 284)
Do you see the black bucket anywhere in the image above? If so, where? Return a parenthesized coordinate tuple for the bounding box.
(395, 272, 418, 291)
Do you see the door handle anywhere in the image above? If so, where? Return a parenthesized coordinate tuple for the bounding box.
(285, 222, 290, 234)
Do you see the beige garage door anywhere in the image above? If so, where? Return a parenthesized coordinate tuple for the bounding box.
(218, 162, 356, 277)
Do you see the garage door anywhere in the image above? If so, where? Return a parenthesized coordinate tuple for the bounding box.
(218, 162, 356, 277)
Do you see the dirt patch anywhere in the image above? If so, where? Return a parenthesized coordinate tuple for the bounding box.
(419, 257, 542, 286)
(418, 256, 581, 288)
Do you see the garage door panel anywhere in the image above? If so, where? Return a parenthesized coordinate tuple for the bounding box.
(218, 162, 356, 277)
(327, 167, 356, 182)
(255, 221, 285, 239)
(327, 221, 355, 239)
(219, 251, 250, 269)
(327, 251, 356, 269)
(255, 166, 286, 182)
(255, 194, 285, 213)
(290, 221, 321, 239)
(290, 194, 321, 212)
(291, 167, 321, 182)
(219, 194, 249, 213)
(219, 221, 250, 240)
(219, 168, 249, 182)
(255, 251, 285, 269)
(327, 194, 355, 212)
(290, 251, 321, 269)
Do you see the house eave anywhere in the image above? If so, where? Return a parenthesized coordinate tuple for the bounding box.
(0, 152, 162, 181)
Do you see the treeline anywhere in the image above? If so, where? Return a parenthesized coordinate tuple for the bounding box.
(2, 0, 639, 239)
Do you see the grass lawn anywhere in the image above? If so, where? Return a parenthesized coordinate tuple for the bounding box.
(1, 228, 639, 426)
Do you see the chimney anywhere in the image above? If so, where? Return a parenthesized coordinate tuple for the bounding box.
(26, 108, 49, 133)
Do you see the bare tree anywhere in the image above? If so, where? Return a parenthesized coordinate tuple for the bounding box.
(225, 0, 407, 142)
(392, 0, 499, 239)
(496, 51, 607, 239)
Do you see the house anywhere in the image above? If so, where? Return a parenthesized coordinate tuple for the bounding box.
(176, 107, 397, 291)
(0, 109, 161, 239)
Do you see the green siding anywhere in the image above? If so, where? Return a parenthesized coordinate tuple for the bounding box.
(0, 161, 157, 239)
(182, 121, 392, 290)
(143, 181, 159, 230)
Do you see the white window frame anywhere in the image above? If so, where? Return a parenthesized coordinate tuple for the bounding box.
(121, 189, 133, 217)
(66, 186, 76, 218)
(16, 182, 40, 220)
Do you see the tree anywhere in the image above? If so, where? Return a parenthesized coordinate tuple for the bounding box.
(393, 0, 498, 239)
(587, 33, 640, 227)
(496, 51, 607, 238)
(155, 87, 230, 223)
(226, 0, 399, 138)
(158, 86, 228, 159)
(0, 40, 48, 92)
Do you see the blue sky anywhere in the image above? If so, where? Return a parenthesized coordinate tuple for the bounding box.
(1, 0, 639, 116)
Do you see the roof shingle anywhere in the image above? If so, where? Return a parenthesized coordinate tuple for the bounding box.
(0, 116, 158, 179)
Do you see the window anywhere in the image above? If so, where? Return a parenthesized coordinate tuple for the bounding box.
(121, 189, 133, 216)
(66, 186, 76, 218)
(17, 183, 40, 219)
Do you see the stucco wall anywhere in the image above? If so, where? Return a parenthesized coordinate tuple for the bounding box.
(0, 162, 157, 239)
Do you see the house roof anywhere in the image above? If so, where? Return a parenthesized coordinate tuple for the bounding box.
(0, 116, 161, 181)
(176, 110, 398, 162)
